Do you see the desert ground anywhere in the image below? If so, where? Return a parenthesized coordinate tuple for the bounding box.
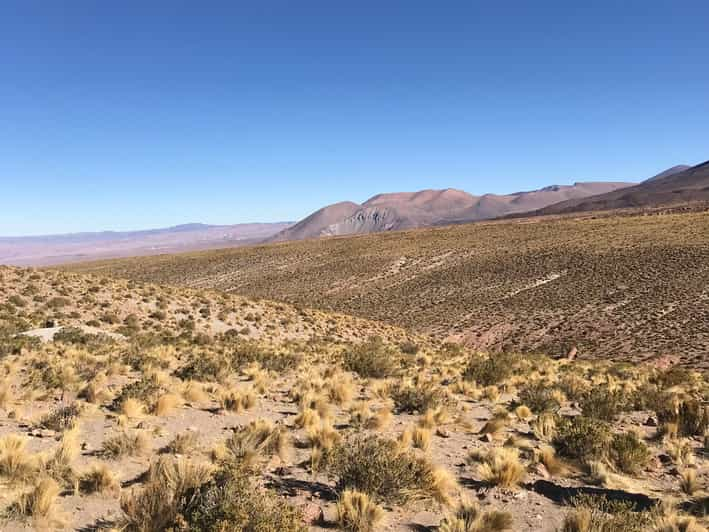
(0, 260, 708, 531)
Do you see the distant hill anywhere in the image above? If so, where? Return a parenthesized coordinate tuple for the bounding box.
(0, 222, 292, 266)
(269, 181, 633, 242)
(533, 162, 709, 215)
(68, 209, 709, 367)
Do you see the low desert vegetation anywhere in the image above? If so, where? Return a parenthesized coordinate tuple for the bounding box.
(70, 210, 709, 367)
(0, 266, 708, 530)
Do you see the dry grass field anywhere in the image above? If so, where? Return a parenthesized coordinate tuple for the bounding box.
(1, 266, 709, 530)
(69, 210, 709, 368)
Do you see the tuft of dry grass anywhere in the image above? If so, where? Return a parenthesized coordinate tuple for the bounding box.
(0, 434, 39, 483)
(439, 499, 513, 532)
(536, 446, 568, 477)
(515, 405, 533, 421)
(120, 398, 145, 419)
(680, 468, 699, 495)
(480, 416, 508, 438)
(153, 393, 181, 416)
(336, 489, 385, 532)
(294, 407, 321, 430)
(667, 438, 695, 466)
(120, 456, 214, 532)
(0, 380, 13, 410)
(219, 388, 257, 413)
(329, 375, 355, 406)
(226, 419, 292, 467)
(9, 477, 65, 528)
(366, 407, 393, 431)
(531, 412, 557, 443)
(476, 447, 525, 488)
(182, 380, 209, 403)
(412, 426, 432, 452)
(79, 462, 120, 495)
(102, 431, 150, 459)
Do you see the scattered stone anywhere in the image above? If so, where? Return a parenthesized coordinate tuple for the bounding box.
(436, 427, 450, 438)
(533, 463, 551, 479)
(300, 503, 324, 525)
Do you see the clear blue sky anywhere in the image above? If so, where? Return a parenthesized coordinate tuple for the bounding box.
(1, 1, 708, 236)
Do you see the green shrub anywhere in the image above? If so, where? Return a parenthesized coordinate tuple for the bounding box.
(53, 327, 114, 347)
(609, 432, 650, 475)
(176, 352, 231, 382)
(46, 297, 70, 310)
(656, 398, 709, 437)
(38, 404, 82, 432)
(228, 341, 302, 373)
(463, 353, 517, 386)
(553, 416, 612, 461)
(330, 435, 449, 505)
(113, 376, 163, 410)
(579, 388, 628, 421)
(518, 381, 561, 413)
(343, 337, 398, 378)
(8, 295, 26, 308)
(0, 334, 40, 358)
(390, 382, 445, 414)
(178, 464, 306, 532)
(560, 494, 653, 532)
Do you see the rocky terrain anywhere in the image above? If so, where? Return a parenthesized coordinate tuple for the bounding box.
(0, 266, 707, 531)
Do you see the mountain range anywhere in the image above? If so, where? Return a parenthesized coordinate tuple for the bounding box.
(530, 161, 709, 215)
(268, 181, 633, 242)
(0, 222, 291, 266)
(4, 161, 708, 266)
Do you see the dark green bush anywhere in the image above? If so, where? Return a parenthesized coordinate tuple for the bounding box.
(330, 435, 443, 504)
(609, 432, 650, 475)
(463, 353, 517, 386)
(38, 403, 82, 432)
(390, 382, 445, 413)
(180, 465, 306, 532)
(176, 351, 231, 382)
(656, 398, 709, 437)
(579, 388, 628, 421)
(113, 376, 163, 410)
(553, 416, 612, 461)
(518, 381, 562, 413)
(343, 337, 398, 378)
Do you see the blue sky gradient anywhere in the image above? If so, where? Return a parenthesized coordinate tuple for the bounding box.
(1, 1, 708, 235)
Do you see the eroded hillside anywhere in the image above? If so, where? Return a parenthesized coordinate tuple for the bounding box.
(69, 211, 709, 368)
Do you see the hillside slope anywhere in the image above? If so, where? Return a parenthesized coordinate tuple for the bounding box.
(68, 210, 709, 368)
(534, 161, 709, 215)
(4, 266, 706, 531)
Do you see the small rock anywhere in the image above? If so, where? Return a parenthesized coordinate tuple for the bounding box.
(644, 416, 658, 427)
(532, 463, 551, 479)
(300, 503, 324, 525)
(481, 433, 494, 443)
(436, 427, 450, 438)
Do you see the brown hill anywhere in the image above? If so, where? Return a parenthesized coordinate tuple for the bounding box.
(534, 162, 709, 215)
(270, 182, 633, 241)
(267, 201, 361, 242)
